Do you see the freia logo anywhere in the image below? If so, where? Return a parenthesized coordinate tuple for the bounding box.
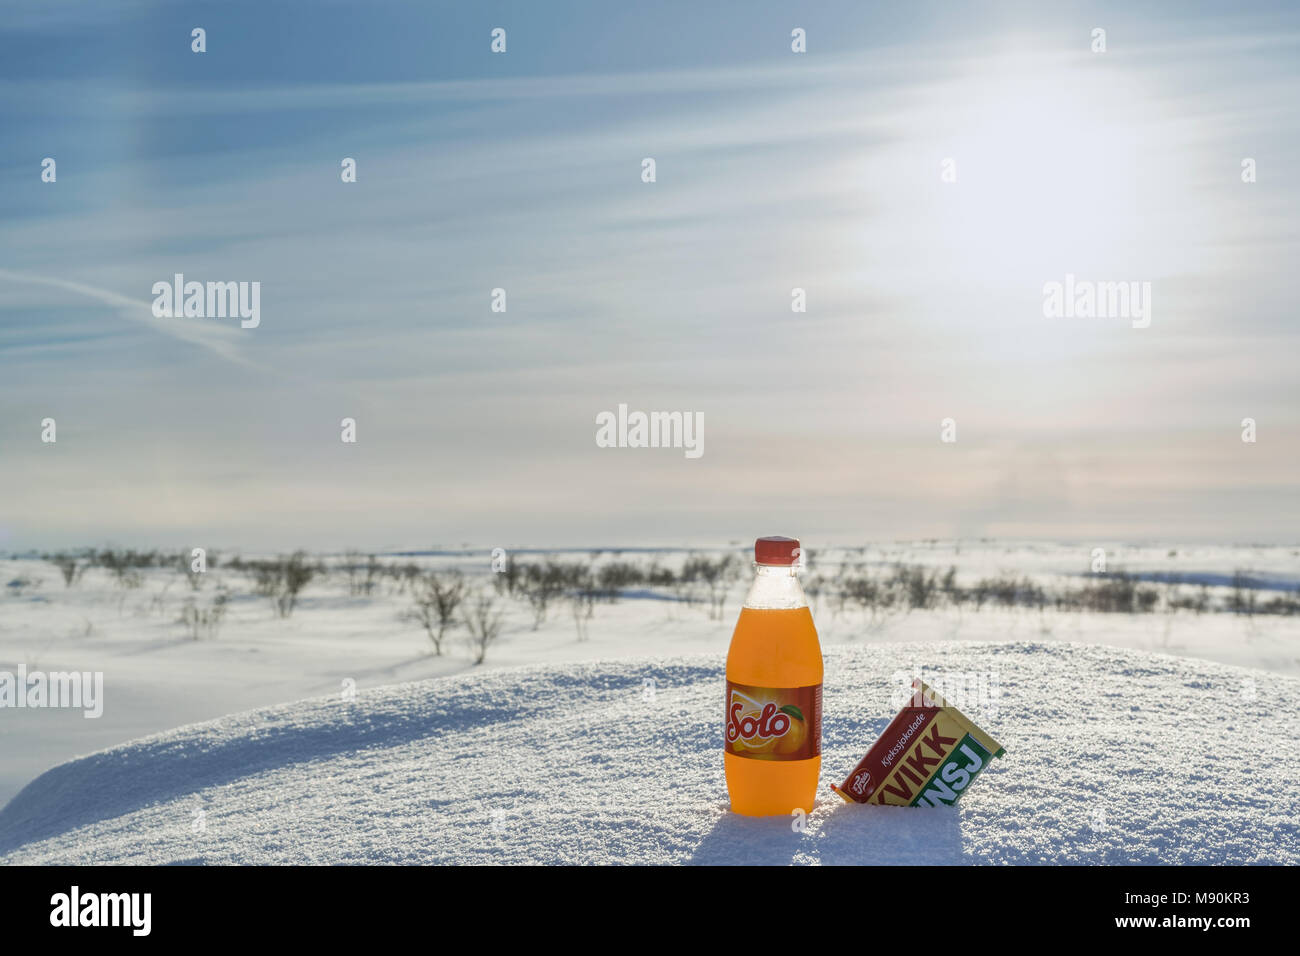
(49, 886, 151, 936)
(849, 770, 872, 796)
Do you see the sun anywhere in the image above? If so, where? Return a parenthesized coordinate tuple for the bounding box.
(883, 46, 1196, 298)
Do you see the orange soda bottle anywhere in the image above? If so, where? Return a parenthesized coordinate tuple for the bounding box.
(724, 535, 823, 816)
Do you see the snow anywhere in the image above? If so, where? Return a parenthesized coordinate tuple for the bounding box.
(4, 543, 1299, 810)
(2, 640, 1295, 865)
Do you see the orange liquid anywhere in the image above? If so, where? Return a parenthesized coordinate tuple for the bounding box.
(725, 606, 823, 816)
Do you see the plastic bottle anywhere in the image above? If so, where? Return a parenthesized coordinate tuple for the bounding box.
(724, 535, 823, 816)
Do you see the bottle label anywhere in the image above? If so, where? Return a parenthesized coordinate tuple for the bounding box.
(724, 680, 822, 761)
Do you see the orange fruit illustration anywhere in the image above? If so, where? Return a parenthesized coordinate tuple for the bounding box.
(773, 714, 807, 755)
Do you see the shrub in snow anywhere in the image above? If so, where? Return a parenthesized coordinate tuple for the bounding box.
(405, 572, 465, 655)
(462, 590, 505, 665)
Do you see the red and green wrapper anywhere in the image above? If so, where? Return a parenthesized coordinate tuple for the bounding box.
(831, 679, 1005, 806)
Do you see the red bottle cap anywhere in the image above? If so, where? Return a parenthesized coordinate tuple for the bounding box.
(754, 536, 801, 566)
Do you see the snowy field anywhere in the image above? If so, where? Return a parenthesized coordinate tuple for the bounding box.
(1, 641, 1295, 865)
(1, 541, 1297, 862)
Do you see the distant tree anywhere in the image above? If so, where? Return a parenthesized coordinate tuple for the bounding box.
(520, 559, 568, 630)
(681, 554, 739, 620)
(463, 590, 506, 665)
(97, 548, 152, 589)
(569, 569, 599, 640)
(406, 572, 465, 655)
(178, 587, 229, 640)
(45, 551, 87, 587)
(275, 552, 315, 617)
(342, 550, 382, 596)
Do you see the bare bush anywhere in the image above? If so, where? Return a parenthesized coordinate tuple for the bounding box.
(463, 590, 506, 665)
(228, 552, 316, 617)
(343, 550, 381, 597)
(388, 562, 421, 596)
(595, 561, 643, 601)
(568, 570, 599, 640)
(230, 558, 281, 598)
(519, 558, 570, 629)
(495, 553, 523, 597)
(45, 551, 88, 587)
(252, 563, 280, 597)
(406, 572, 465, 655)
(276, 552, 315, 617)
(97, 548, 155, 589)
(1056, 573, 1155, 614)
(681, 554, 740, 620)
(178, 588, 229, 640)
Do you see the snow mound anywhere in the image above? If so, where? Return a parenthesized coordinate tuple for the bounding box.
(2, 642, 1296, 864)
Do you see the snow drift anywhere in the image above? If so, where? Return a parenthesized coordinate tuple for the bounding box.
(1, 641, 1295, 865)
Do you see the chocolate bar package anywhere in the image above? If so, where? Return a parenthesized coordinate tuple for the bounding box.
(831, 678, 1005, 806)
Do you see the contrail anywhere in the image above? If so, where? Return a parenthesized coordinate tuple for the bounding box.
(0, 268, 263, 370)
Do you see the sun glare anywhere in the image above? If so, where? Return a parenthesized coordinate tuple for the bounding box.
(916, 51, 1174, 287)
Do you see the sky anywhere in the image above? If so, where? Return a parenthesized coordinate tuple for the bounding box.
(1, 1, 1297, 552)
